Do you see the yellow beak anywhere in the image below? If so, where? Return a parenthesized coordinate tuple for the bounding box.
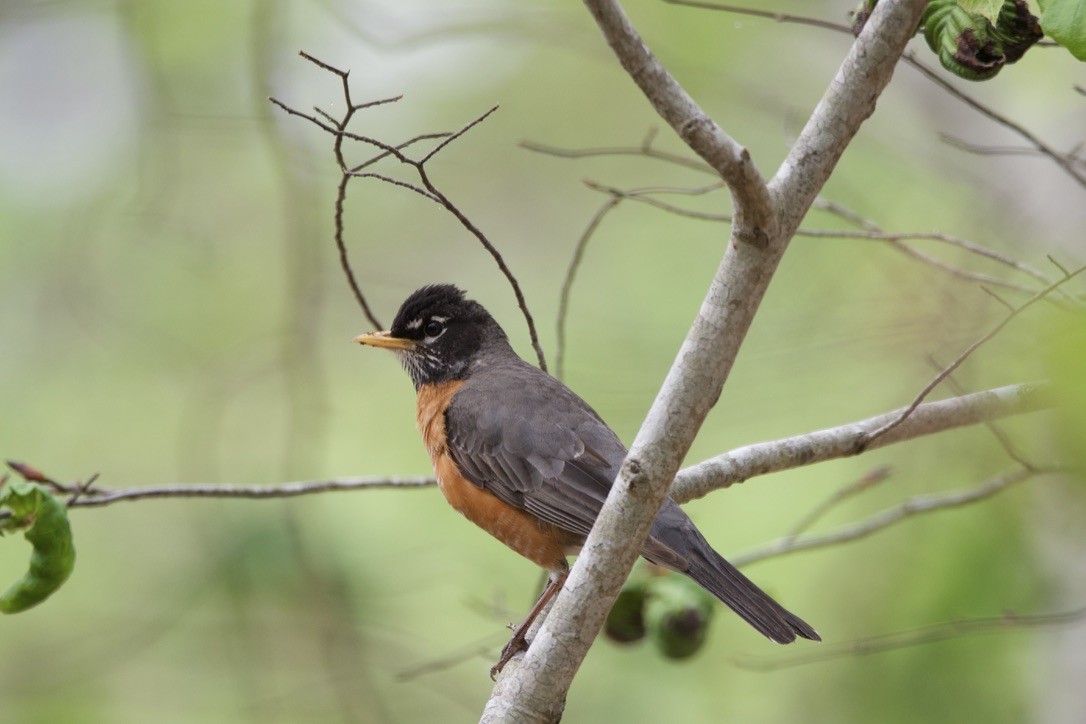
(353, 330, 416, 350)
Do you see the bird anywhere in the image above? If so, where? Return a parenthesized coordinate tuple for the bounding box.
(355, 284, 819, 677)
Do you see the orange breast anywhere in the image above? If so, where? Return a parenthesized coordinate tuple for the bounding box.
(416, 381, 573, 573)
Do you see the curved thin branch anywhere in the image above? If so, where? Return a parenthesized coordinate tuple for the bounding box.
(272, 60, 549, 371)
(735, 604, 1086, 670)
(556, 197, 623, 381)
(580, 0, 773, 244)
(2, 381, 1045, 520)
(662, 2, 1086, 189)
(863, 267, 1084, 447)
(69, 477, 436, 508)
(730, 467, 1043, 567)
(519, 138, 714, 174)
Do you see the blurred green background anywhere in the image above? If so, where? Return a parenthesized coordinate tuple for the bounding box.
(1, 1, 1084, 722)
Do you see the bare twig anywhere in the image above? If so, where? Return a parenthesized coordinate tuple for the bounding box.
(731, 467, 1042, 567)
(556, 197, 623, 381)
(584, 180, 1053, 297)
(65, 476, 436, 508)
(2, 381, 1045, 515)
(735, 604, 1086, 670)
(519, 139, 714, 174)
(396, 632, 505, 681)
(783, 466, 892, 544)
(272, 56, 549, 371)
(661, 2, 1086, 188)
(812, 197, 881, 232)
(580, 0, 775, 243)
(939, 134, 1086, 169)
(902, 52, 1086, 190)
(671, 382, 1047, 503)
(584, 180, 733, 222)
(66, 472, 100, 507)
(664, 0, 851, 33)
(863, 267, 1085, 448)
(930, 357, 1037, 470)
(3, 461, 436, 508)
(347, 172, 437, 202)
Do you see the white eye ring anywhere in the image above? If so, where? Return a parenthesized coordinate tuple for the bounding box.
(424, 320, 445, 338)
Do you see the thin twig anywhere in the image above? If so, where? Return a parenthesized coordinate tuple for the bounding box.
(584, 180, 733, 223)
(421, 105, 500, 164)
(931, 357, 1035, 470)
(731, 467, 1042, 567)
(2, 380, 1045, 515)
(349, 172, 438, 202)
(348, 133, 451, 174)
(556, 197, 623, 380)
(863, 267, 1085, 448)
(812, 197, 881, 232)
(663, 0, 851, 33)
(66, 476, 436, 508)
(671, 381, 1047, 503)
(519, 139, 714, 174)
(396, 632, 505, 681)
(939, 134, 1086, 170)
(333, 171, 382, 328)
(584, 180, 1054, 297)
(902, 52, 1086, 189)
(734, 604, 1086, 670)
(659, 2, 1086, 188)
(273, 60, 548, 371)
(66, 472, 100, 507)
(783, 466, 892, 544)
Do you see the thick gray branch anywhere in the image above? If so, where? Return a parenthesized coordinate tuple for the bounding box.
(769, 1, 923, 234)
(580, 0, 773, 244)
(483, 2, 928, 721)
(671, 382, 1048, 503)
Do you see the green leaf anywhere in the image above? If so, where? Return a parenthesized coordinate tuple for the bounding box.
(923, 1, 1007, 79)
(0, 481, 76, 613)
(1038, 0, 1086, 59)
(959, 0, 1005, 22)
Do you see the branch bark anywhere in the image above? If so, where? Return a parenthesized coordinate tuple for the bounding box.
(482, 1, 929, 721)
(0, 380, 1040, 524)
(670, 382, 1047, 503)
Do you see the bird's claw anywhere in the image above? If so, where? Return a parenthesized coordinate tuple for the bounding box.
(490, 633, 530, 680)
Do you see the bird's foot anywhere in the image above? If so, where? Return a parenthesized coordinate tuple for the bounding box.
(490, 632, 530, 680)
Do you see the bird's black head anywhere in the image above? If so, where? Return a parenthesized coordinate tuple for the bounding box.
(355, 284, 510, 389)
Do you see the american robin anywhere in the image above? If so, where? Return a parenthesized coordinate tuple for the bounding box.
(356, 284, 818, 676)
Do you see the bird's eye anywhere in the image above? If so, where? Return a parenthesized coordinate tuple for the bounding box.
(424, 320, 444, 337)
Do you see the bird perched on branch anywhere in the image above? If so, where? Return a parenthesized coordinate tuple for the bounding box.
(356, 284, 818, 677)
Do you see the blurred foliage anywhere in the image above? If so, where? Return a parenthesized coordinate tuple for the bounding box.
(1, 0, 1084, 722)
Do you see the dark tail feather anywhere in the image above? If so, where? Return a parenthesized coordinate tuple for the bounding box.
(684, 542, 820, 643)
(647, 500, 820, 643)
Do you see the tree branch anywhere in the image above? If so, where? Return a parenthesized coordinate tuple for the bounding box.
(671, 382, 1047, 503)
(2, 381, 1043, 522)
(734, 603, 1086, 670)
(730, 466, 1046, 567)
(483, 2, 928, 720)
(579, 0, 773, 245)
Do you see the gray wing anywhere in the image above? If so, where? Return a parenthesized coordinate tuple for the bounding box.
(446, 362, 818, 643)
(444, 360, 624, 538)
(444, 360, 691, 570)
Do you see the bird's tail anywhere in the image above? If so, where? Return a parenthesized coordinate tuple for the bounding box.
(648, 501, 820, 644)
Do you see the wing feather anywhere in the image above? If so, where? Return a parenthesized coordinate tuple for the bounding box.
(444, 360, 623, 538)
